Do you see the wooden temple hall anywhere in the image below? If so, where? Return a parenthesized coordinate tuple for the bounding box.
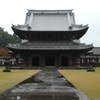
(7, 10, 93, 68)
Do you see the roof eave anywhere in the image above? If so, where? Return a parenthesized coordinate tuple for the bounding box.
(7, 46, 93, 51)
(12, 26, 88, 40)
(12, 25, 88, 32)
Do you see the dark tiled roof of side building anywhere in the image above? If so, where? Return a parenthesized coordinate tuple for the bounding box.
(92, 47, 100, 55)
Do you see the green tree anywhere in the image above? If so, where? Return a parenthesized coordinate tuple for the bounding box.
(0, 27, 21, 47)
(13, 33, 21, 43)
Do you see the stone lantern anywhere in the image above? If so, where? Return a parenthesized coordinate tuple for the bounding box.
(3, 58, 11, 72)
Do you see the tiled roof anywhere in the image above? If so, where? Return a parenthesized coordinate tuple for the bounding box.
(12, 10, 88, 32)
(7, 41, 93, 51)
(92, 47, 100, 55)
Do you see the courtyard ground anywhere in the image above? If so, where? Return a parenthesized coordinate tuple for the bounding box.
(0, 67, 100, 100)
(0, 67, 40, 93)
(59, 68, 100, 100)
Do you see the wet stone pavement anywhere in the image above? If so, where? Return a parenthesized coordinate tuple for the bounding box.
(0, 67, 89, 100)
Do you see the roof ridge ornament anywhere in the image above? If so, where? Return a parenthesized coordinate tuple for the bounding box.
(27, 26, 31, 29)
(69, 26, 73, 29)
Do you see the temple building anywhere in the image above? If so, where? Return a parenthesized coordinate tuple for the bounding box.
(7, 10, 93, 68)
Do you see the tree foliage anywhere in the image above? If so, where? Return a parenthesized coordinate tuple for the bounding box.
(0, 48, 9, 55)
(0, 27, 21, 47)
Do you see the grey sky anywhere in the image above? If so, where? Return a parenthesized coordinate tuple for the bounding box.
(0, 0, 100, 47)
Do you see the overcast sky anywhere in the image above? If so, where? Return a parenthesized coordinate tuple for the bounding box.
(0, 0, 100, 47)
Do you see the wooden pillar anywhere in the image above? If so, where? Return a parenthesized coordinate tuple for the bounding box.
(68, 56, 72, 66)
(55, 55, 59, 67)
(40, 55, 45, 67)
(28, 56, 32, 66)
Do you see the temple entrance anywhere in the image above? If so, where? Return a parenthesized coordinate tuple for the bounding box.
(32, 56, 39, 66)
(61, 57, 68, 66)
(45, 56, 55, 66)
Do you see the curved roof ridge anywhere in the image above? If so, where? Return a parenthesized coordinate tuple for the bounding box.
(27, 9, 74, 12)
